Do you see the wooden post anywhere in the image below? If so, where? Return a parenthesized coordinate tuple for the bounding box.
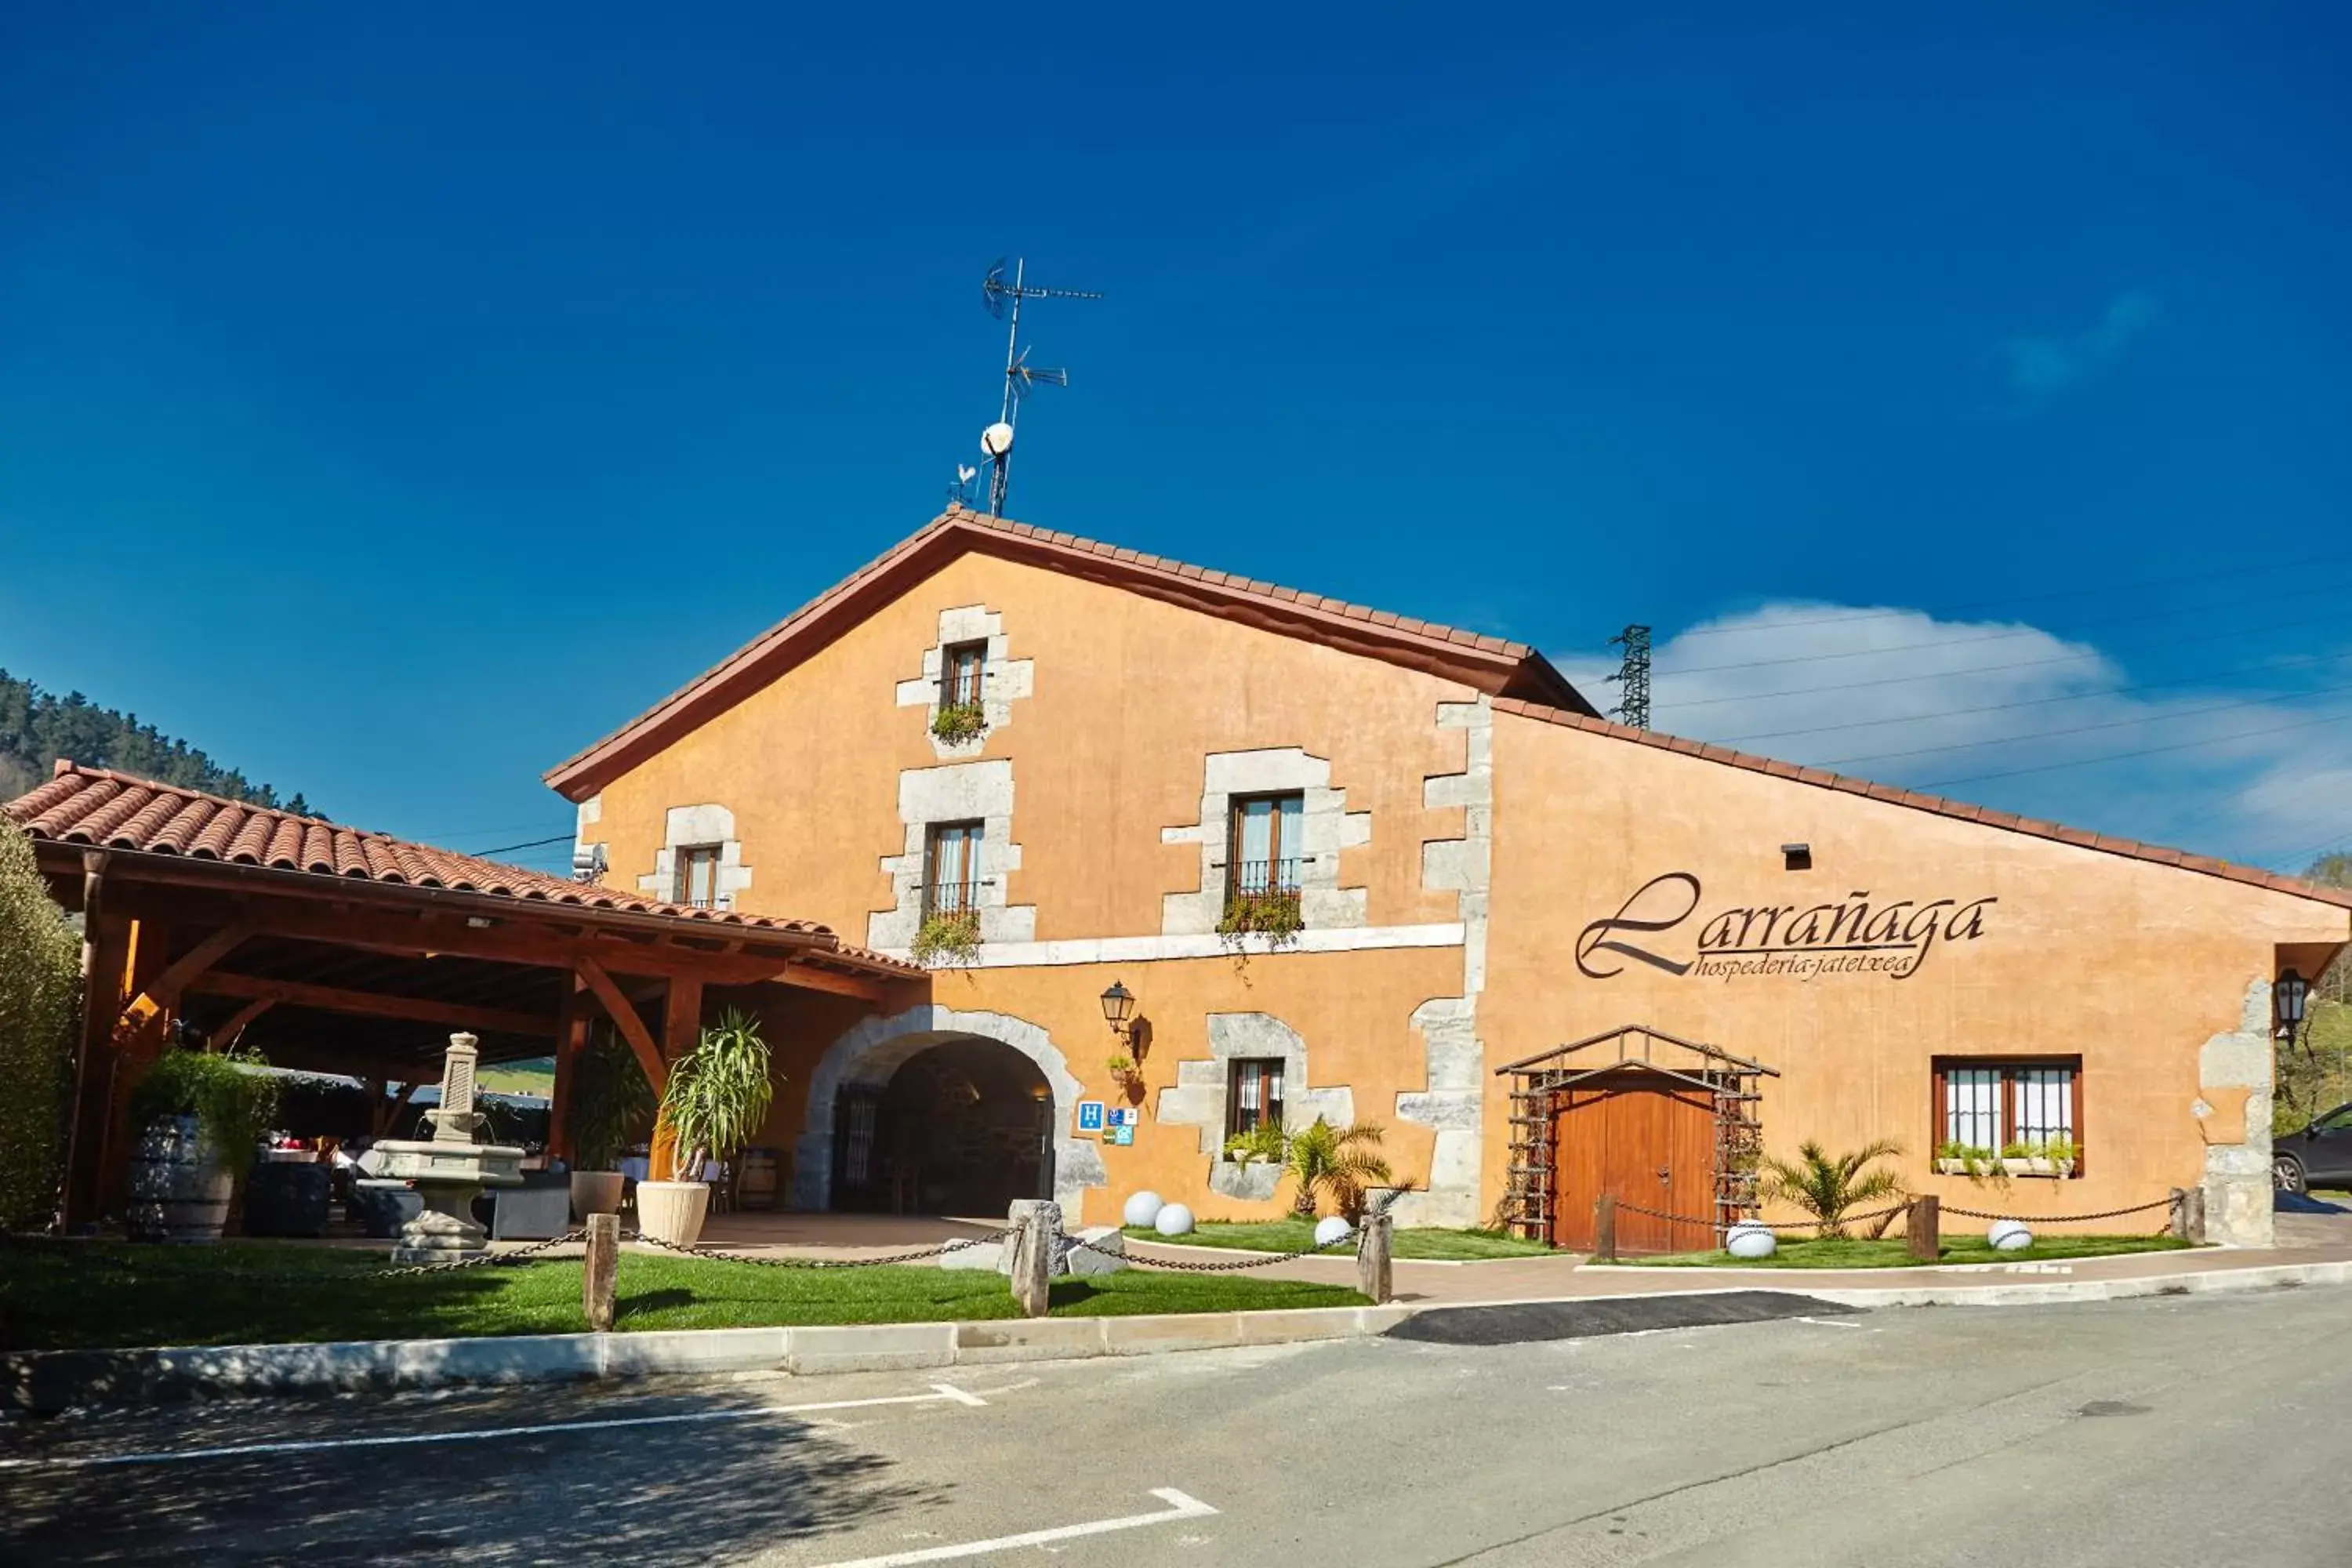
(1907, 1195, 1940, 1261)
(1357, 1209, 1394, 1305)
(1594, 1195, 1618, 1263)
(583, 1212, 619, 1332)
(548, 976, 588, 1163)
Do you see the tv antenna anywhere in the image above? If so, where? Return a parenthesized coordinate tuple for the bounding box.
(972, 257, 1101, 516)
(1607, 624, 1652, 730)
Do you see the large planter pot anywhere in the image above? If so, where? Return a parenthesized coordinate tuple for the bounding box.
(736, 1148, 781, 1210)
(570, 1170, 626, 1221)
(128, 1115, 233, 1244)
(636, 1180, 711, 1247)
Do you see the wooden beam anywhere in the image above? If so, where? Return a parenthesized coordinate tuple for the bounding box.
(575, 957, 665, 1092)
(187, 971, 557, 1038)
(771, 961, 894, 1001)
(662, 975, 704, 1061)
(61, 855, 125, 1229)
(210, 997, 275, 1052)
(548, 976, 587, 1160)
(120, 922, 256, 1032)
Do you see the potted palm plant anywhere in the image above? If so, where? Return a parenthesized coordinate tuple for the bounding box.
(636, 1009, 775, 1247)
(565, 1026, 653, 1221)
(125, 1047, 280, 1243)
(1281, 1117, 1393, 1221)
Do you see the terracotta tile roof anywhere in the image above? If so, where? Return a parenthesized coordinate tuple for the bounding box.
(6, 762, 924, 972)
(1491, 699, 2352, 913)
(546, 506, 1595, 798)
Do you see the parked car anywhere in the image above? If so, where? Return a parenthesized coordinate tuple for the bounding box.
(2273, 1102, 2352, 1193)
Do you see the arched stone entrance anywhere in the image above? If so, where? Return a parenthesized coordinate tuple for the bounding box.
(793, 1006, 1106, 1223)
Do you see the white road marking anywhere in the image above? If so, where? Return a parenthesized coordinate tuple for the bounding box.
(1795, 1316, 1865, 1329)
(812, 1489, 1219, 1567)
(0, 1385, 988, 1472)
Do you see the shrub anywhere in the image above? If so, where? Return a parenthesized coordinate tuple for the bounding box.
(0, 817, 78, 1230)
(1221, 1120, 1288, 1164)
(566, 1024, 655, 1171)
(1283, 1117, 1392, 1220)
(911, 909, 982, 968)
(931, 702, 987, 746)
(1757, 1139, 1907, 1239)
(127, 1047, 281, 1181)
(659, 1008, 775, 1185)
(1216, 890, 1305, 953)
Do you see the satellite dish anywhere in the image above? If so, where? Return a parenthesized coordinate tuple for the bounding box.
(980, 422, 1015, 458)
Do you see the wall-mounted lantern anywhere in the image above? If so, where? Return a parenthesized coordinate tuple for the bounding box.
(1100, 981, 1136, 1044)
(2277, 967, 2310, 1048)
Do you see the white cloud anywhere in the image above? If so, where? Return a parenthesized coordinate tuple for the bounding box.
(1557, 601, 2352, 872)
(1994, 290, 2158, 409)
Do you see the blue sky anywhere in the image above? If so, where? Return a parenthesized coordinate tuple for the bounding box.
(3, 5, 2347, 877)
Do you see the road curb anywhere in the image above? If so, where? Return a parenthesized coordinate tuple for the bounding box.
(4, 1261, 2341, 1413)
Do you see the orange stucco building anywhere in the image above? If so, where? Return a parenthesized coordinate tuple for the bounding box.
(548, 509, 2350, 1248)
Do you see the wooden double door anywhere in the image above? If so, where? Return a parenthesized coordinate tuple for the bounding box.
(1550, 1073, 1718, 1254)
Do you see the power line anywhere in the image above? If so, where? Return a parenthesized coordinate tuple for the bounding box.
(1661, 548, 2350, 641)
(1714, 648, 2352, 748)
(1657, 606, 2352, 712)
(1816, 682, 2352, 771)
(1917, 710, 2352, 789)
(466, 833, 576, 858)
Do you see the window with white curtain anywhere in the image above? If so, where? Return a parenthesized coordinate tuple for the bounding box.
(1936, 1058, 2082, 1171)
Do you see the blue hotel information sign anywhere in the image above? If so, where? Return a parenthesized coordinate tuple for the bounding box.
(1076, 1100, 1105, 1134)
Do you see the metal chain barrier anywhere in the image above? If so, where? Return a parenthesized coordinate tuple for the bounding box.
(370, 1225, 590, 1278)
(628, 1229, 1016, 1270)
(1939, 1195, 2180, 1225)
(1063, 1229, 1359, 1272)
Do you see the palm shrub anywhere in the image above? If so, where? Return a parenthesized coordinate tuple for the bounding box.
(1283, 1116, 1392, 1220)
(1756, 1139, 1907, 1240)
(0, 817, 78, 1231)
(566, 1025, 655, 1171)
(659, 1008, 775, 1184)
(127, 1047, 281, 1182)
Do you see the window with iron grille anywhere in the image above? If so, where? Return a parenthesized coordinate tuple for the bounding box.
(939, 641, 987, 709)
(1227, 1058, 1286, 1140)
(1935, 1058, 2081, 1167)
(673, 844, 723, 909)
(924, 821, 985, 920)
(1225, 793, 1305, 909)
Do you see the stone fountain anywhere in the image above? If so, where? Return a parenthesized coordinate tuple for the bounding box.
(373, 1033, 525, 1265)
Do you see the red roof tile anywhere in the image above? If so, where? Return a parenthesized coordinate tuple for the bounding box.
(7, 763, 924, 973)
(546, 507, 1594, 798)
(1490, 699, 2352, 913)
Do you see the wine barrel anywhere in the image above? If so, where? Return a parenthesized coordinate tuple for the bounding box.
(127, 1116, 233, 1244)
(243, 1160, 331, 1237)
(737, 1147, 781, 1210)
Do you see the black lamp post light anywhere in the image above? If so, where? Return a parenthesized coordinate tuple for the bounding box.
(2276, 967, 2310, 1050)
(1100, 981, 1136, 1046)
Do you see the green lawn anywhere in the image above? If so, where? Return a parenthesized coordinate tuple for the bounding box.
(1602, 1234, 2194, 1269)
(0, 1243, 1367, 1352)
(1124, 1218, 1554, 1261)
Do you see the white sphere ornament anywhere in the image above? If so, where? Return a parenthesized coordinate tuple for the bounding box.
(1724, 1220, 1777, 1259)
(1152, 1203, 1195, 1237)
(1313, 1215, 1354, 1248)
(1123, 1191, 1165, 1229)
(1987, 1218, 2034, 1252)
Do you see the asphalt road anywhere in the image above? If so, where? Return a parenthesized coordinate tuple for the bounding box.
(5, 1286, 2348, 1566)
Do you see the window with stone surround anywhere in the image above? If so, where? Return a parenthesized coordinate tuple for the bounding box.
(939, 641, 986, 708)
(1226, 793, 1305, 909)
(673, 844, 722, 909)
(923, 821, 985, 920)
(1227, 1058, 1286, 1139)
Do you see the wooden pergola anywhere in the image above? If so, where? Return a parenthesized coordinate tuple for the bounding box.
(8, 764, 920, 1226)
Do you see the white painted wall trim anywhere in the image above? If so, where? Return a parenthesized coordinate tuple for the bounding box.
(870, 922, 1465, 969)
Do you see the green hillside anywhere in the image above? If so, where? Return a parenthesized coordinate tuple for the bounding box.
(0, 669, 314, 814)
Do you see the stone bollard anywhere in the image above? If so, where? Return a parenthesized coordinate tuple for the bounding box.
(1907, 1195, 1940, 1261)
(1006, 1198, 1059, 1318)
(2171, 1186, 2206, 1244)
(1357, 1208, 1394, 1305)
(583, 1213, 619, 1333)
